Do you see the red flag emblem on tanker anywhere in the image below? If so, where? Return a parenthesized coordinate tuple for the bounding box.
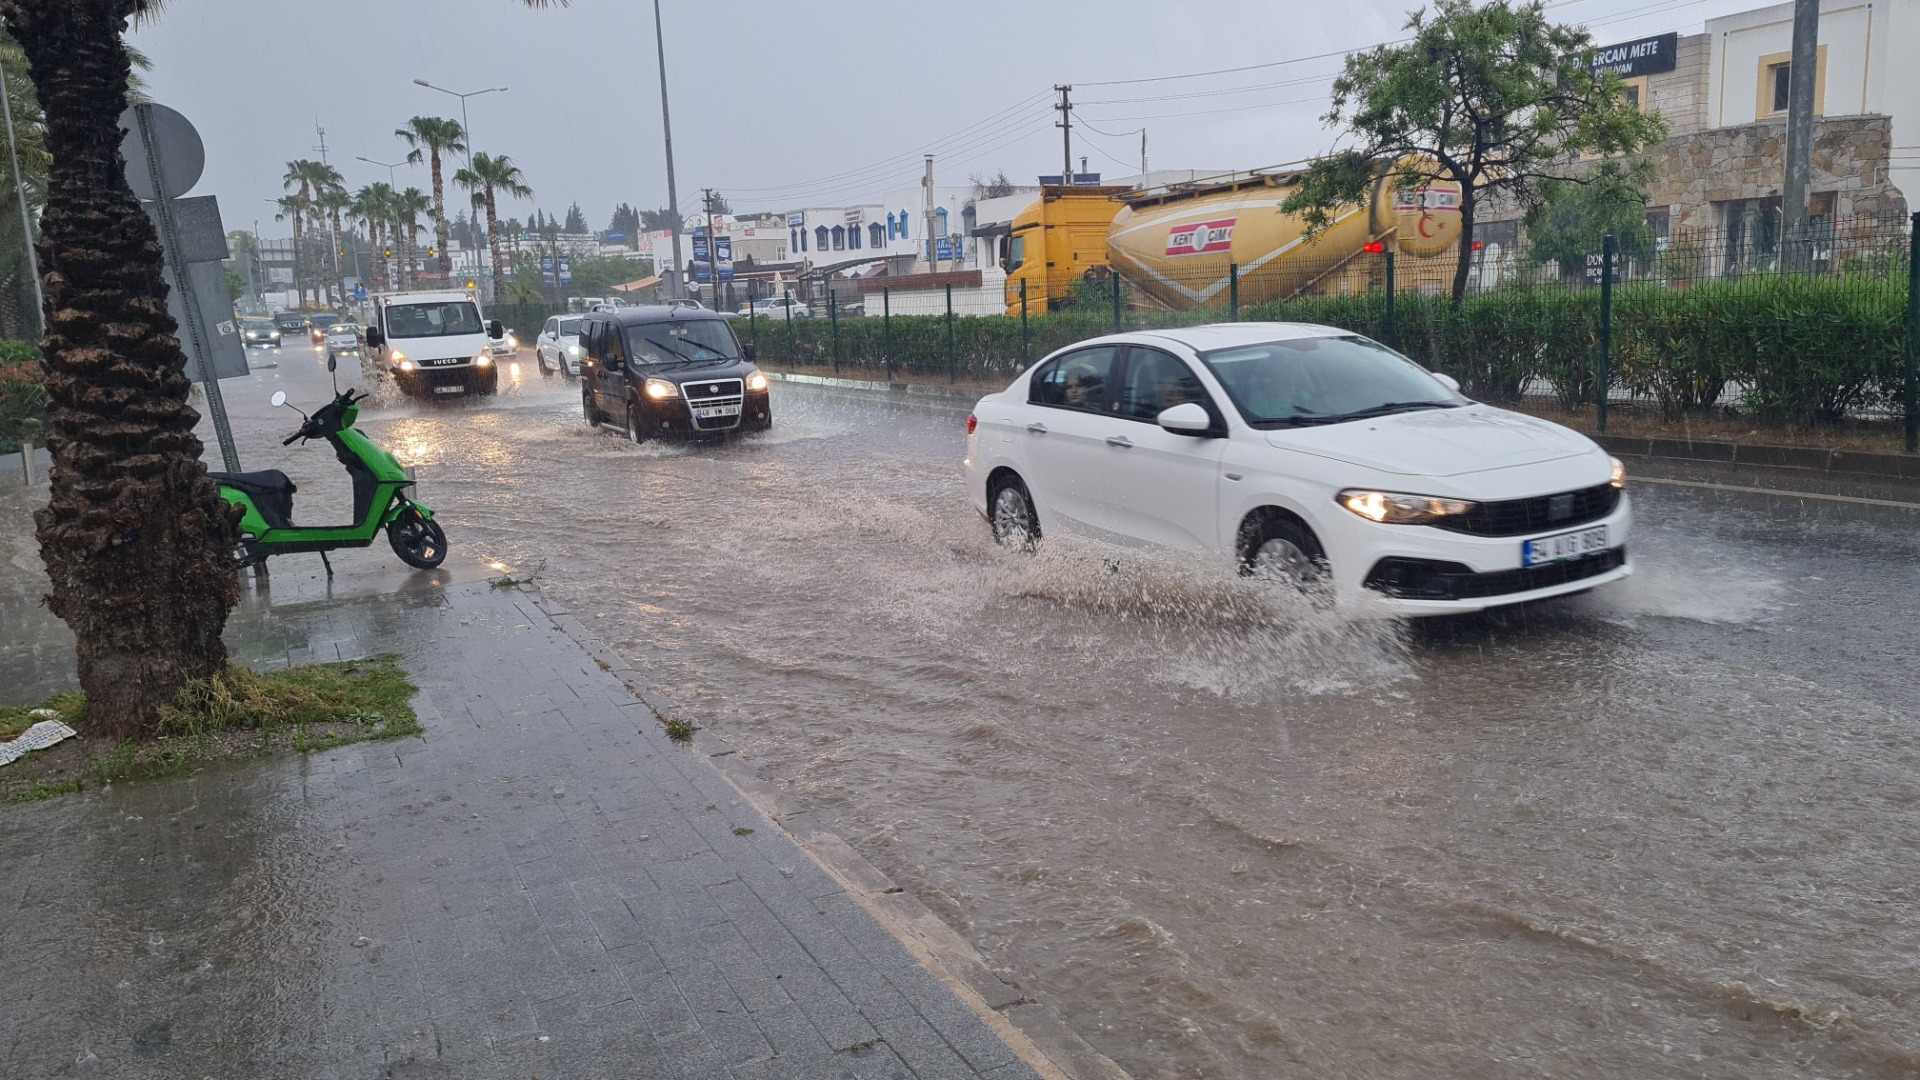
(1165, 218, 1236, 257)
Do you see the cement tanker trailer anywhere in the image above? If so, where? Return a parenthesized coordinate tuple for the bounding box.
(1105, 168, 1465, 311)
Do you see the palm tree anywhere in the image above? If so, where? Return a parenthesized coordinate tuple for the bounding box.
(271, 193, 304, 302)
(452, 152, 531, 304)
(394, 116, 463, 278)
(0, 0, 566, 735)
(393, 187, 430, 290)
(315, 183, 352, 295)
(352, 183, 395, 290)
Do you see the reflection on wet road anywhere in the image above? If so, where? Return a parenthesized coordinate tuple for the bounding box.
(211, 347, 1920, 1076)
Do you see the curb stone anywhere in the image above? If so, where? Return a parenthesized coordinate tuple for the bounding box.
(519, 584, 1134, 1080)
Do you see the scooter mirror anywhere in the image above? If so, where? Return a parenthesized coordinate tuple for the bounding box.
(270, 390, 288, 408)
(327, 355, 337, 373)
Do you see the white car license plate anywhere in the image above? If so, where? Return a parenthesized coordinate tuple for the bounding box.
(1523, 525, 1608, 567)
(433, 385, 466, 395)
(695, 404, 741, 419)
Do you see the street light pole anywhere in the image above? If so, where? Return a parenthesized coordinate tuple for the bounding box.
(356, 155, 407, 186)
(413, 80, 506, 288)
(0, 71, 43, 326)
(651, 0, 685, 300)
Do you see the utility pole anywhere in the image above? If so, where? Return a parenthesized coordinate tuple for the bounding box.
(1781, 0, 1819, 271)
(1054, 85, 1073, 184)
(702, 187, 719, 307)
(1, 65, 43, 325)
(1141, 129, 1148, 185)
(316, 121, 342, 294)
(923, 155, 937, 272)
(653, 0, 685, 299)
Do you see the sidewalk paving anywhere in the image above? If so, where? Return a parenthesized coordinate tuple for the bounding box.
(0, 578, 1094, 1080)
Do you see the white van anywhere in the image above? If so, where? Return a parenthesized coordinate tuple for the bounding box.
(364, 289, 506, 397)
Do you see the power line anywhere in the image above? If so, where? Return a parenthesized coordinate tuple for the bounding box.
(1083, 93, 1328, 124)
(731, 105, 1054, 204)
(1079, 71, 1341, 107)
(1076, 41, 1397, 88)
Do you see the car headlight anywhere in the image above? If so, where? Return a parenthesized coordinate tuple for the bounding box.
(475, 353, 492, 367)
(1338, 489, 1477, 525)
(506, 334, 518, 349)
(746, 371, 768, 392)
(644, 378, 679, 399)
(567, 344, 581, 355)
(1610, 456, 1626, 489)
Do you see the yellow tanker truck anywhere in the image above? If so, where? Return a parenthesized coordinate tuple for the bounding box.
(1002, 167, 1465, 315)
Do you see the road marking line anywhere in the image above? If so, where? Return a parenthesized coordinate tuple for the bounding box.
(1636, 475, 1920, 510)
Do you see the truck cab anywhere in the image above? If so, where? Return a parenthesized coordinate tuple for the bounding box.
(1002, 185, 1130, 315)
(364, 289, 503, 398)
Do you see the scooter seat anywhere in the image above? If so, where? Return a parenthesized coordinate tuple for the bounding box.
(211, 469, 297, 531)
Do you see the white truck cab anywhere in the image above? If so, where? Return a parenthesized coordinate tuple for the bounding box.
(365, 289, 504, 397)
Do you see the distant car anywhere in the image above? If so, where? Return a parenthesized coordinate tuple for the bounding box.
(577, 305, 771, 441)
(274, 312, 308, 338)
(535, 314, 586, 378)
(307, 313, 343, 342)
(747, 296, 811, 319)
(323, 325, 362, 368)
(241, 319, 281, 348)
(964, 323, 1632, 615)
(487, 327, 518, 363)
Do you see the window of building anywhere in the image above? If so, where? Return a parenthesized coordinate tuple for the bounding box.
(1756, 47, 1827, 118)
(815, 226, 829, 250)
(1770, 62, 1791, 113)
(848, 225, 860, 250)
(869, 222, 885, 248)
(831, 225, 845, 250)
(799, 229, 807, 252)
(1808, 191, 1836, 221)
(935, 207, 949, 236)
(898, 212, 909, 239)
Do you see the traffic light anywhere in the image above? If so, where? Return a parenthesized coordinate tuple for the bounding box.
(465, 280, 477, 290)
(383, 247, 392, 257)
(427, 246, 437, 257)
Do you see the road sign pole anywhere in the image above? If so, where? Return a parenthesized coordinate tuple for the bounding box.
(135, 104, 238, 473)
(1598, 233, 1616, 436)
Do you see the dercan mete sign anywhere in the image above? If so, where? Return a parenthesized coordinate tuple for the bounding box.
(1587, 32, 1678, 79)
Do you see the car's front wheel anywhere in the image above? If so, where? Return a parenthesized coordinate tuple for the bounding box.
(535, 348, 553, 377)
(583, 387, 601, 428)
(626, 400, 650, 444)
(1240, 515, 1329, 588)
(989, 475, 1039, 552)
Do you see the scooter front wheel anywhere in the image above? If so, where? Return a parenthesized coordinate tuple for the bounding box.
(388, 507, 449, 569)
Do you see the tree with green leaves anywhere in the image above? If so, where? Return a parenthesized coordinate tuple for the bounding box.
(351, 182, 395, 289)
(562, 201, 586, 234)
(0, 0, 566, 737)
(453, 152, 532, 303)
(394, 115, 464, 277)
(608, 202, 639, 247)
(1523, 171, 1657, 277)
(639, 207, 676, 232)
(1281, 0, 1665, 304)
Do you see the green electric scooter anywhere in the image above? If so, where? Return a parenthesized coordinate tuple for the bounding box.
(213, 357, 448, 575)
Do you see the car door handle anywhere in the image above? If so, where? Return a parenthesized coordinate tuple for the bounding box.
(1105, 435, 1133, 449)
(1026, 423, 1048, 435)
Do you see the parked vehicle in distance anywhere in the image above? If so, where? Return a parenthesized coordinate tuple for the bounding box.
(487, 327, 518, 364)
(747, 295, 811, 319)
(577, 306, 771, 442)
(535, 314, 585, 378)
(567, 295, 627, 314)
(241, 319, 281, 348)
(307, 313, 343, 342)
(363, 289, 505, 398)
(273, 312, 309, 338)
(323, 325, 362, 368)
(963, 323, 1631, 615)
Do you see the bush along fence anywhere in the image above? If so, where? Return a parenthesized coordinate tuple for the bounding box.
(0, 340, 45, 456)
(512, 212, 1920, 449)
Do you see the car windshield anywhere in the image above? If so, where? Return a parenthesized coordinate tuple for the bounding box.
(383, 301, 482, 339)
(557, 317, 583, 334)
(310, 315, 339, 327)
(1198, 335, 1460, 428)
(274, 315, 303, 326)
(624, 320, 741, 364)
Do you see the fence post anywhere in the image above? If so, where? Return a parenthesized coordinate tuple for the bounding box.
(1111, 270, 1122, 332)
(945, 282, 956, 384)
(1229, 262, 1240, 321)
(1598, 233, 1616, 435)
(1019, 279, 1030, 365)
(828, 290, 840, 375)
(1906, 211, 1920, 453)
(1383, 251, 1397, 349)
(783, 287, 795, 363)
(883, 287, 893, 381)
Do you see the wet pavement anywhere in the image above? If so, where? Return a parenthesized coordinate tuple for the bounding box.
(6, 341, 1920, 1078)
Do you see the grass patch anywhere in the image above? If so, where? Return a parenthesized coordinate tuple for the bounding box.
(732, 826, 754, 836)
(489, 560, 546, 589)
(3, 655, 419, 804)
(663, 716, 697, 742)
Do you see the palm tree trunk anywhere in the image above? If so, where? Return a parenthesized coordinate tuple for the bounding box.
(403, 219, 415, 289)
(484, 192, 505, 304)
(289, 213, 303, 306)
(5, 0, 238, 736)
(430, 151, 451, 276)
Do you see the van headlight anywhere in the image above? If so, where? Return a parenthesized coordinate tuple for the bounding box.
(1338, 489, 1476, 525)
(1610, 456, 1626, 489)
(746, 371, 768, 392)
(644, 378, 679, 399)
(475, 353, 493, 367)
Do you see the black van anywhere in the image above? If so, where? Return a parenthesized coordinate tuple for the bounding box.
(578, 307, 772, 442)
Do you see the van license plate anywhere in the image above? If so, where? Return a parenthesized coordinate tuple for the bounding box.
(694, 404, 741, 419)
(1522, 526, 1608, 567)
(434, 385, 465, 394)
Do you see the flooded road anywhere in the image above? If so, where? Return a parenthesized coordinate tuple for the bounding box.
(222, 349, 1920, 1077)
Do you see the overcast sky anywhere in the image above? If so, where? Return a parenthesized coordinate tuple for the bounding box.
(129, 0, 1768, 241)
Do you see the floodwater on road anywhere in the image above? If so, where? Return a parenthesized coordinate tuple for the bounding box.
(224, 351, 1920, 1077)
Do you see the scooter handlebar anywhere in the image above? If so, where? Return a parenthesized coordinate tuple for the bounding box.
(282, 431, 303, 446)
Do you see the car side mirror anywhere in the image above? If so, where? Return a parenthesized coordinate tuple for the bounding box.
(603, 357, 623, 373)
(743, 342, 757, 362)
(1156, 401, 1213, 435)
(1431, 371, 1462, 393)
(365, 327, 384, 348)
(487, 319, 505, 339)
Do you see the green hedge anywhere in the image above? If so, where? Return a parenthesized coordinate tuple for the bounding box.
(0, 340, 45, 451)
(507, 274, 1916, 424)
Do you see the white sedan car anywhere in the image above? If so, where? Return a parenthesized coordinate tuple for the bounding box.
(963, 323, 1631, 615)
(535, 314, 586, 378)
